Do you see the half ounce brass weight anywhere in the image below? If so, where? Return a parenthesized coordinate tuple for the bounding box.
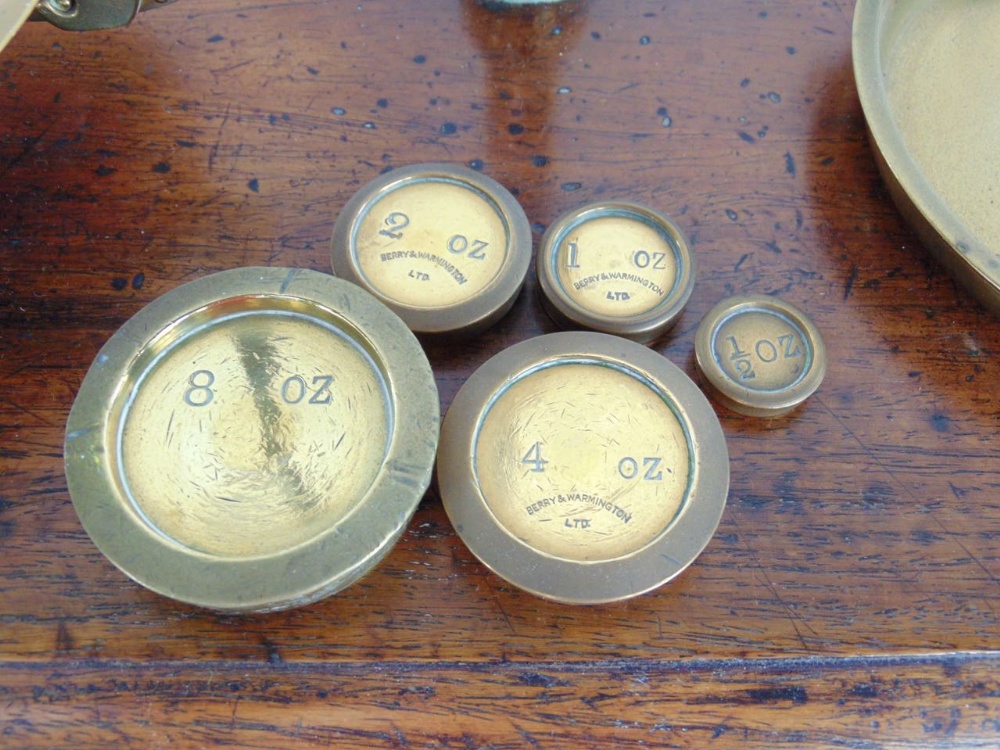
(536, 201, 695, 343)
(438, 332, 729, 604)
(694, 295, 827, 418)
(331, 163, 532, 337)
(64, 267, 440, 612)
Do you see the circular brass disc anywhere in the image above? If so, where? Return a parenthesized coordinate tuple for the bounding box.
(537, 202, 695, 343)
(331, 163, 532, 337)
(438, 332, 729, 604)
(854, 0, 1000, 314)
(1, 0, 35, 53)
(65, 268, 440, 613)
(694, 295, 827, 418)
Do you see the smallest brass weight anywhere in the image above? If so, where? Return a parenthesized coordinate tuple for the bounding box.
(536, 201, 695, 343)
(694, 295, 827, 418)
(331, 163, 532, 337)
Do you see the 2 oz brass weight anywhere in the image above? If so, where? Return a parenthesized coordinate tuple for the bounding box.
(331, 163, 532, 337)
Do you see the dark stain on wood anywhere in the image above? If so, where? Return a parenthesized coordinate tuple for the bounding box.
(843, 263, 860, 300)
(747, 686, 808, 704)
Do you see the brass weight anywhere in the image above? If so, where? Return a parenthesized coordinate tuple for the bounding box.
(331, 163, 532, 337)
(437, 331, 730, 604)
(695, 295, 827, 418)
(65, 268, 440, 612)
(537, 201, 695, 343)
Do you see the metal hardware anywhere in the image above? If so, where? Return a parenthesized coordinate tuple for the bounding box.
(31, 0, 176, 32)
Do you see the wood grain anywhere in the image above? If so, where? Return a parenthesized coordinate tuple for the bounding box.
(3, 656, 998, 749)
(1, 0, 998, 746)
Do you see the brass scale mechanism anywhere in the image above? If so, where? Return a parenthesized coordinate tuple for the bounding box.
(33, 0, 174, 30)
(1, 0, 174, 49)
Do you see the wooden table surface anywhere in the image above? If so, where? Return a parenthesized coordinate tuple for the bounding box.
(1, 0, 998, 747)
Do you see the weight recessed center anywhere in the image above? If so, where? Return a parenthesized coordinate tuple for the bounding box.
(554, 216, 680, 319)
(119, 309, 390, 559)
(331, 164, 532, 336)
(712, 308, 810, 393)
(353, 180, 508, 308)
(475, 360, 692, 562)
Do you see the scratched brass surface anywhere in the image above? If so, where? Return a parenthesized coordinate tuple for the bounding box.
(537, 201, 694, 342)
(438, 331, 728, 604)
(694, 295, 827, 418)
(854, 0, 1000, 314)
(65, 267, 440, 612)
(331, 163, 532, 336)
(120, 308, 390, 558)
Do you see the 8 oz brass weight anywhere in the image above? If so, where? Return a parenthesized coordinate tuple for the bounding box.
(65, 268, 439, 613)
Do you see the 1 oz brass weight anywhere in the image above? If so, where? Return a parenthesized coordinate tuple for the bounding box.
(537, 201, 695, 342)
